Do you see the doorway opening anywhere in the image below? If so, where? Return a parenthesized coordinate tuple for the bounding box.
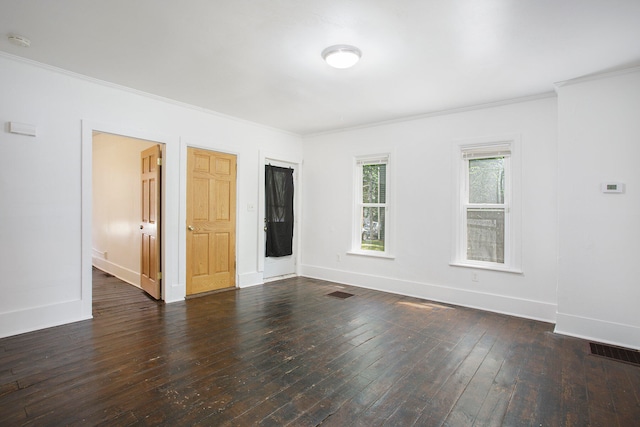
(92, 131, 164, 301)
(263, 158, 299, 281)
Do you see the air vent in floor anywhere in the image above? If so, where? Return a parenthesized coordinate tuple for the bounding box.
(590, 342, 640, 366)
(327, 291, 354, 299)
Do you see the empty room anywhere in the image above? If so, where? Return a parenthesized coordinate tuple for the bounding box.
(1, 1, 639, 425)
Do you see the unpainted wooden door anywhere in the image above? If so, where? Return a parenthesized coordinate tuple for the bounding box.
(186, 148, 237, 294)
(140, 144, 161, 299)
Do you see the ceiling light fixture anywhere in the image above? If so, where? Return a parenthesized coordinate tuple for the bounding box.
(8, 34, 31, 48)
(322, 45, 361, 69)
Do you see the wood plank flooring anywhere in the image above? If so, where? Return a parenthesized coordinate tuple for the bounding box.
(1, 269, 639, 426)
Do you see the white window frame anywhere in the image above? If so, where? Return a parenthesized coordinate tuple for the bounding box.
(451, 136, 522, 273)
(349, 153, 394, 258)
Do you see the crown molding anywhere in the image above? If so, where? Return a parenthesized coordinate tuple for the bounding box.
(0, 51, 300, 137)
(554, 65, 640, 92)
(304, 92, 557, 138)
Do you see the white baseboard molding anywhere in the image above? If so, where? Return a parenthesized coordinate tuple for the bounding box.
(0, 300, 92, 339)
(555, 313, 640, 350)
(92, 248, 107, 259)
(92, 257, 140, 288)
(264, 273, 297, 283)
(301, 264, 557, 323)
(238, 272, 264, 288)
(165, 282, 185, 303)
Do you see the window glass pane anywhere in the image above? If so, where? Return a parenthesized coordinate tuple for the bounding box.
(361, 206, 385, 251)
(469, 157, 504, 204)
(467, 208, 504, 263)
(362, 164, 386, 204)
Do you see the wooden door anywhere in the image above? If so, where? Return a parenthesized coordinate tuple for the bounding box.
(186, 148, 237, 294)
(140, 145, 161, 299)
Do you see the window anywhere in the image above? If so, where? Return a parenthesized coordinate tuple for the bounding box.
(353, 155, 390, 255)
(452, 138, 521, 272)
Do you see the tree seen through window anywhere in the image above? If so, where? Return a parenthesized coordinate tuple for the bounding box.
(361, 163, 386, 251)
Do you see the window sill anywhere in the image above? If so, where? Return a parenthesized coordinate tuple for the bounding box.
(347, 250, 395, 260)
(449, 261, 522, 274)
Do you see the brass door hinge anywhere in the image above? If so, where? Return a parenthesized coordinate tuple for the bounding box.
(157, 157, 163, 166)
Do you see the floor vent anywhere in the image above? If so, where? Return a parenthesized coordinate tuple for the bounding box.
(589, 342, 640, 366)
(327, 291, 354, 299)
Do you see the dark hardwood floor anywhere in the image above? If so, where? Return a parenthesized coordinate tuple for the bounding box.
(1, 269, 639, 426)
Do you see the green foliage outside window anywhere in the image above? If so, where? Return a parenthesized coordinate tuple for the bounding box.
(361, 164, 386, 251)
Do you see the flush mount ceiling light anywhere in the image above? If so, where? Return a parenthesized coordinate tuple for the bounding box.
(8, 34, 31, 48)
(322, 44, 362, 69)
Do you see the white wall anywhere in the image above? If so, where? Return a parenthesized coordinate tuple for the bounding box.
(2, 48, 638, 350)
(0, 54, 301, 338)
(92, 133, 156, 286)
(555, 68, 640, 349)
(301, 97, 559, 322)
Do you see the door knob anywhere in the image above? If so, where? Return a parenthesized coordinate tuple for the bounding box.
(264, 226, 267, 232)
(140, 225, 144, 229)
(188, 225, 194, 231)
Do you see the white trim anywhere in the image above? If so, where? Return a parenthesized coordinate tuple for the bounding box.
(554, 65, 640, 92)
(346, 250, 396, 260)
(82, 120, 180, 307)
(238, 272, 264, 288)
(0, 300, 92, 339)
(264, 273, 297, 283)
(0, 51, 297, 137)
(555, 313, 640, 351)
(301, 264, 556, 323)
(449, 262, 522, 274)
(258, 151, 303, 276)
(304, 92, 557, 138)
(352, 153, 394, 257)
(92, 258, 141, 288)
(451, 135, 522, 273)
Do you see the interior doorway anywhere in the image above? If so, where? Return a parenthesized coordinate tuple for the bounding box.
(263, 159, 298, 280)
(92, 132, 163, 299)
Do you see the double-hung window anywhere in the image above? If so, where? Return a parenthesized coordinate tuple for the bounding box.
(353, 155, 389, 255)
(453, 138, 521, 272)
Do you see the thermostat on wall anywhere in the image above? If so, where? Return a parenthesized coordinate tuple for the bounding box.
(601, 182, 625, 193)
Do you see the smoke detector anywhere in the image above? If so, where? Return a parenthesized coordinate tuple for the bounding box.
(8, 34, 31, 48)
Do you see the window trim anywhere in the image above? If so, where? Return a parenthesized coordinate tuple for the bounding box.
(451, 136, 522, 273)
(351, 153, 393, 257)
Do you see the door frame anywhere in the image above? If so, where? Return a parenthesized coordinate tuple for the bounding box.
(258, 151, 302, 280)
(81, 120, 178, 317)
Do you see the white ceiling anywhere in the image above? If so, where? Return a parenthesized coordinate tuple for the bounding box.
(1, 1, 639, 135)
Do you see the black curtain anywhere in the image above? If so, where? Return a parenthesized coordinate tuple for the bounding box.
(265, 165, 294, 257)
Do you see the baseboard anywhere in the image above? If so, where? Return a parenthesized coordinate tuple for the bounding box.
(164, 282, 185, 303)
(238, 272, 264, 288)
(0, 300, 92, 339)
(301, 264, 557, 323)
(264, 273, 297, 283)
(555, 313, 640, 350)
(92, 257, 140, 288)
